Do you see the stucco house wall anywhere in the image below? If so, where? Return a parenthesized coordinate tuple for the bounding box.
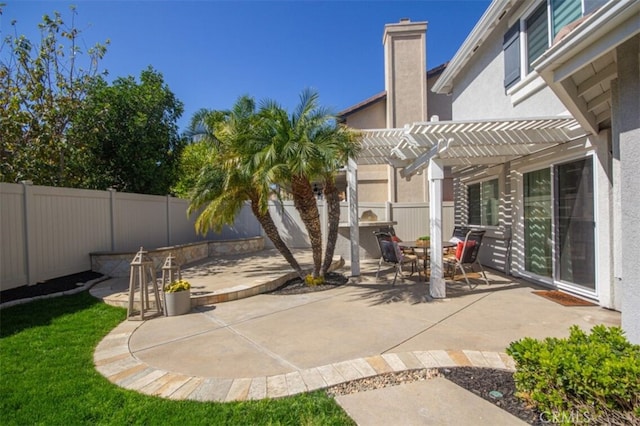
(427, 71, 452, 121)
(616, 35, 640, 342)
(435, 0, 625, 316)
(384, 20, 428, 127)
(450, 12, 567, 121)
(342, 97, 387, 129)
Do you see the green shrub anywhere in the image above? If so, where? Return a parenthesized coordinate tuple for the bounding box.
(506, 325, 640, 424)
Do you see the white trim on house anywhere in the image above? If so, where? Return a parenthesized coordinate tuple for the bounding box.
(432, 0, 515, 95)
(534, 0, 640, 134)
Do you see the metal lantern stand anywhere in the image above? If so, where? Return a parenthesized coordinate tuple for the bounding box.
(161, 253, 181, 317)
(127, 247, 163, 320)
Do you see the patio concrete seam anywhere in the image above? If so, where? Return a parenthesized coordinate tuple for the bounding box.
(127, 325, 224, 355)
(195, 287, 352, 330)
(381, 290, 496, 354)
(207, 317, 302, 372)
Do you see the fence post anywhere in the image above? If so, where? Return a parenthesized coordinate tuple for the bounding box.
(108, 188, 117, 251)
(21, 181, 35, 285)
(166, 195, 172, 247)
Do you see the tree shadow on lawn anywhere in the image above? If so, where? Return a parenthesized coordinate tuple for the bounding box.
(0, 291, 115, 338)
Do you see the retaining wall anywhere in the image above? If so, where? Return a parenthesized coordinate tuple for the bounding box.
(90, 237, 264, 278)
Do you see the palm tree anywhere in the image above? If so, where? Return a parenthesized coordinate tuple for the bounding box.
(257, 89, 360, 279)
(186, 96, 304, 278)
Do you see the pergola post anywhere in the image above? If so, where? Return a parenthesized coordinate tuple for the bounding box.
(428, 157, 446, 298)
(347, 157, 360, 276)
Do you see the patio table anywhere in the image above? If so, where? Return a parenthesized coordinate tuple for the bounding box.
(398, 241, 456, 275)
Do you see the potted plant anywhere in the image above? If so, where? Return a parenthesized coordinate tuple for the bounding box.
(163, 279, 191, 316)
(416, 235, 430, 247)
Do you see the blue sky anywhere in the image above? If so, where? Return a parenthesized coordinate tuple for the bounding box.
(2, 1, 491, 133)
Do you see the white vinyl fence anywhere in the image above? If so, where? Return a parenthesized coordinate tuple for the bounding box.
(338, 201, 455, 242)
(1, 182, 454, 290)
(0, 183, 258, 290)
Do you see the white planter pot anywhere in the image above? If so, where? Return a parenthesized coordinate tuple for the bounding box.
(164, 290, 191, 316)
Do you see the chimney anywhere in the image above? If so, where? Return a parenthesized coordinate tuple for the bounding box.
(383, 19, 428, 128)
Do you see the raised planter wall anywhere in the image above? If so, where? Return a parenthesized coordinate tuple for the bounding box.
(90, 237, 264, 278)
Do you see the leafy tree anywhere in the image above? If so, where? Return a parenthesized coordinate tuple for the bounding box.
(0, 5, 108, 185)
(186, 97, 304, 278)
(172, 136, 216, 199)
(69, 67, 185, 194)
(258, 89, 360, 279)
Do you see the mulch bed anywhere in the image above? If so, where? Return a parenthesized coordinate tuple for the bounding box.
(269, 272, 349, 295)
(0, 271, 103, 304)
(532, 290, 596, 306)
(441, 367, 544, 425)
(327, 367, 543, 425)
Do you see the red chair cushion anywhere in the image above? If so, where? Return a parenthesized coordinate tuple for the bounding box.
(391, 236, 401, 242)
(455, 240, 476, 260)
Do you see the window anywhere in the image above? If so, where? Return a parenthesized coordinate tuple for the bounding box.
(526, 3, 549, 72)
(467, 179, 499, 226)
(551, 0, 581, 38)
(503, 0, 607, 88)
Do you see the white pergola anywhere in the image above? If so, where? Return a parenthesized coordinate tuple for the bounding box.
(347, 116, 587, 298)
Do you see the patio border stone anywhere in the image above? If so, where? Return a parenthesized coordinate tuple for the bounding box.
(93, 322, 515, 401)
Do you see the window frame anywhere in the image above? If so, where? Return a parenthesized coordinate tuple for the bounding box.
(466, 178, 500, 228)
(503, 0, 605, 90)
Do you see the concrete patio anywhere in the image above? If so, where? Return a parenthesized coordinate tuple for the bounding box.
(91, 250, 620, 414)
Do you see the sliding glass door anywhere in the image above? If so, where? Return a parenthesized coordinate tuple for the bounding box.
(524, 168, 552, 277)
(523, 158, 595, 290)
(555, 159, 595, 289)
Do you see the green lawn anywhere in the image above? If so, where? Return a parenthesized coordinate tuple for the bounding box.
(0, 292, 354, 425)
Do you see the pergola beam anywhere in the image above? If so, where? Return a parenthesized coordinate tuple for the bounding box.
(352, 117, 588, 297)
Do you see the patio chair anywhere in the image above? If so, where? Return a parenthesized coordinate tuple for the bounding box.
(378, 225, 420, 258)
(445, 229, 489, 288)
(450, 226, 472, 244)
(374, 231, 421, 285)
(377, 225, 397, 236)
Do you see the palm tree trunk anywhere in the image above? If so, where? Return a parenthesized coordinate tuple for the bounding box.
(290, 174, 323, 277)
(248, 197, 304, 279)
(321, 176, 341, 276)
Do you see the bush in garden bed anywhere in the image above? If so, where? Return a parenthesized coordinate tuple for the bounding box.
(506, 325, 640, 424)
